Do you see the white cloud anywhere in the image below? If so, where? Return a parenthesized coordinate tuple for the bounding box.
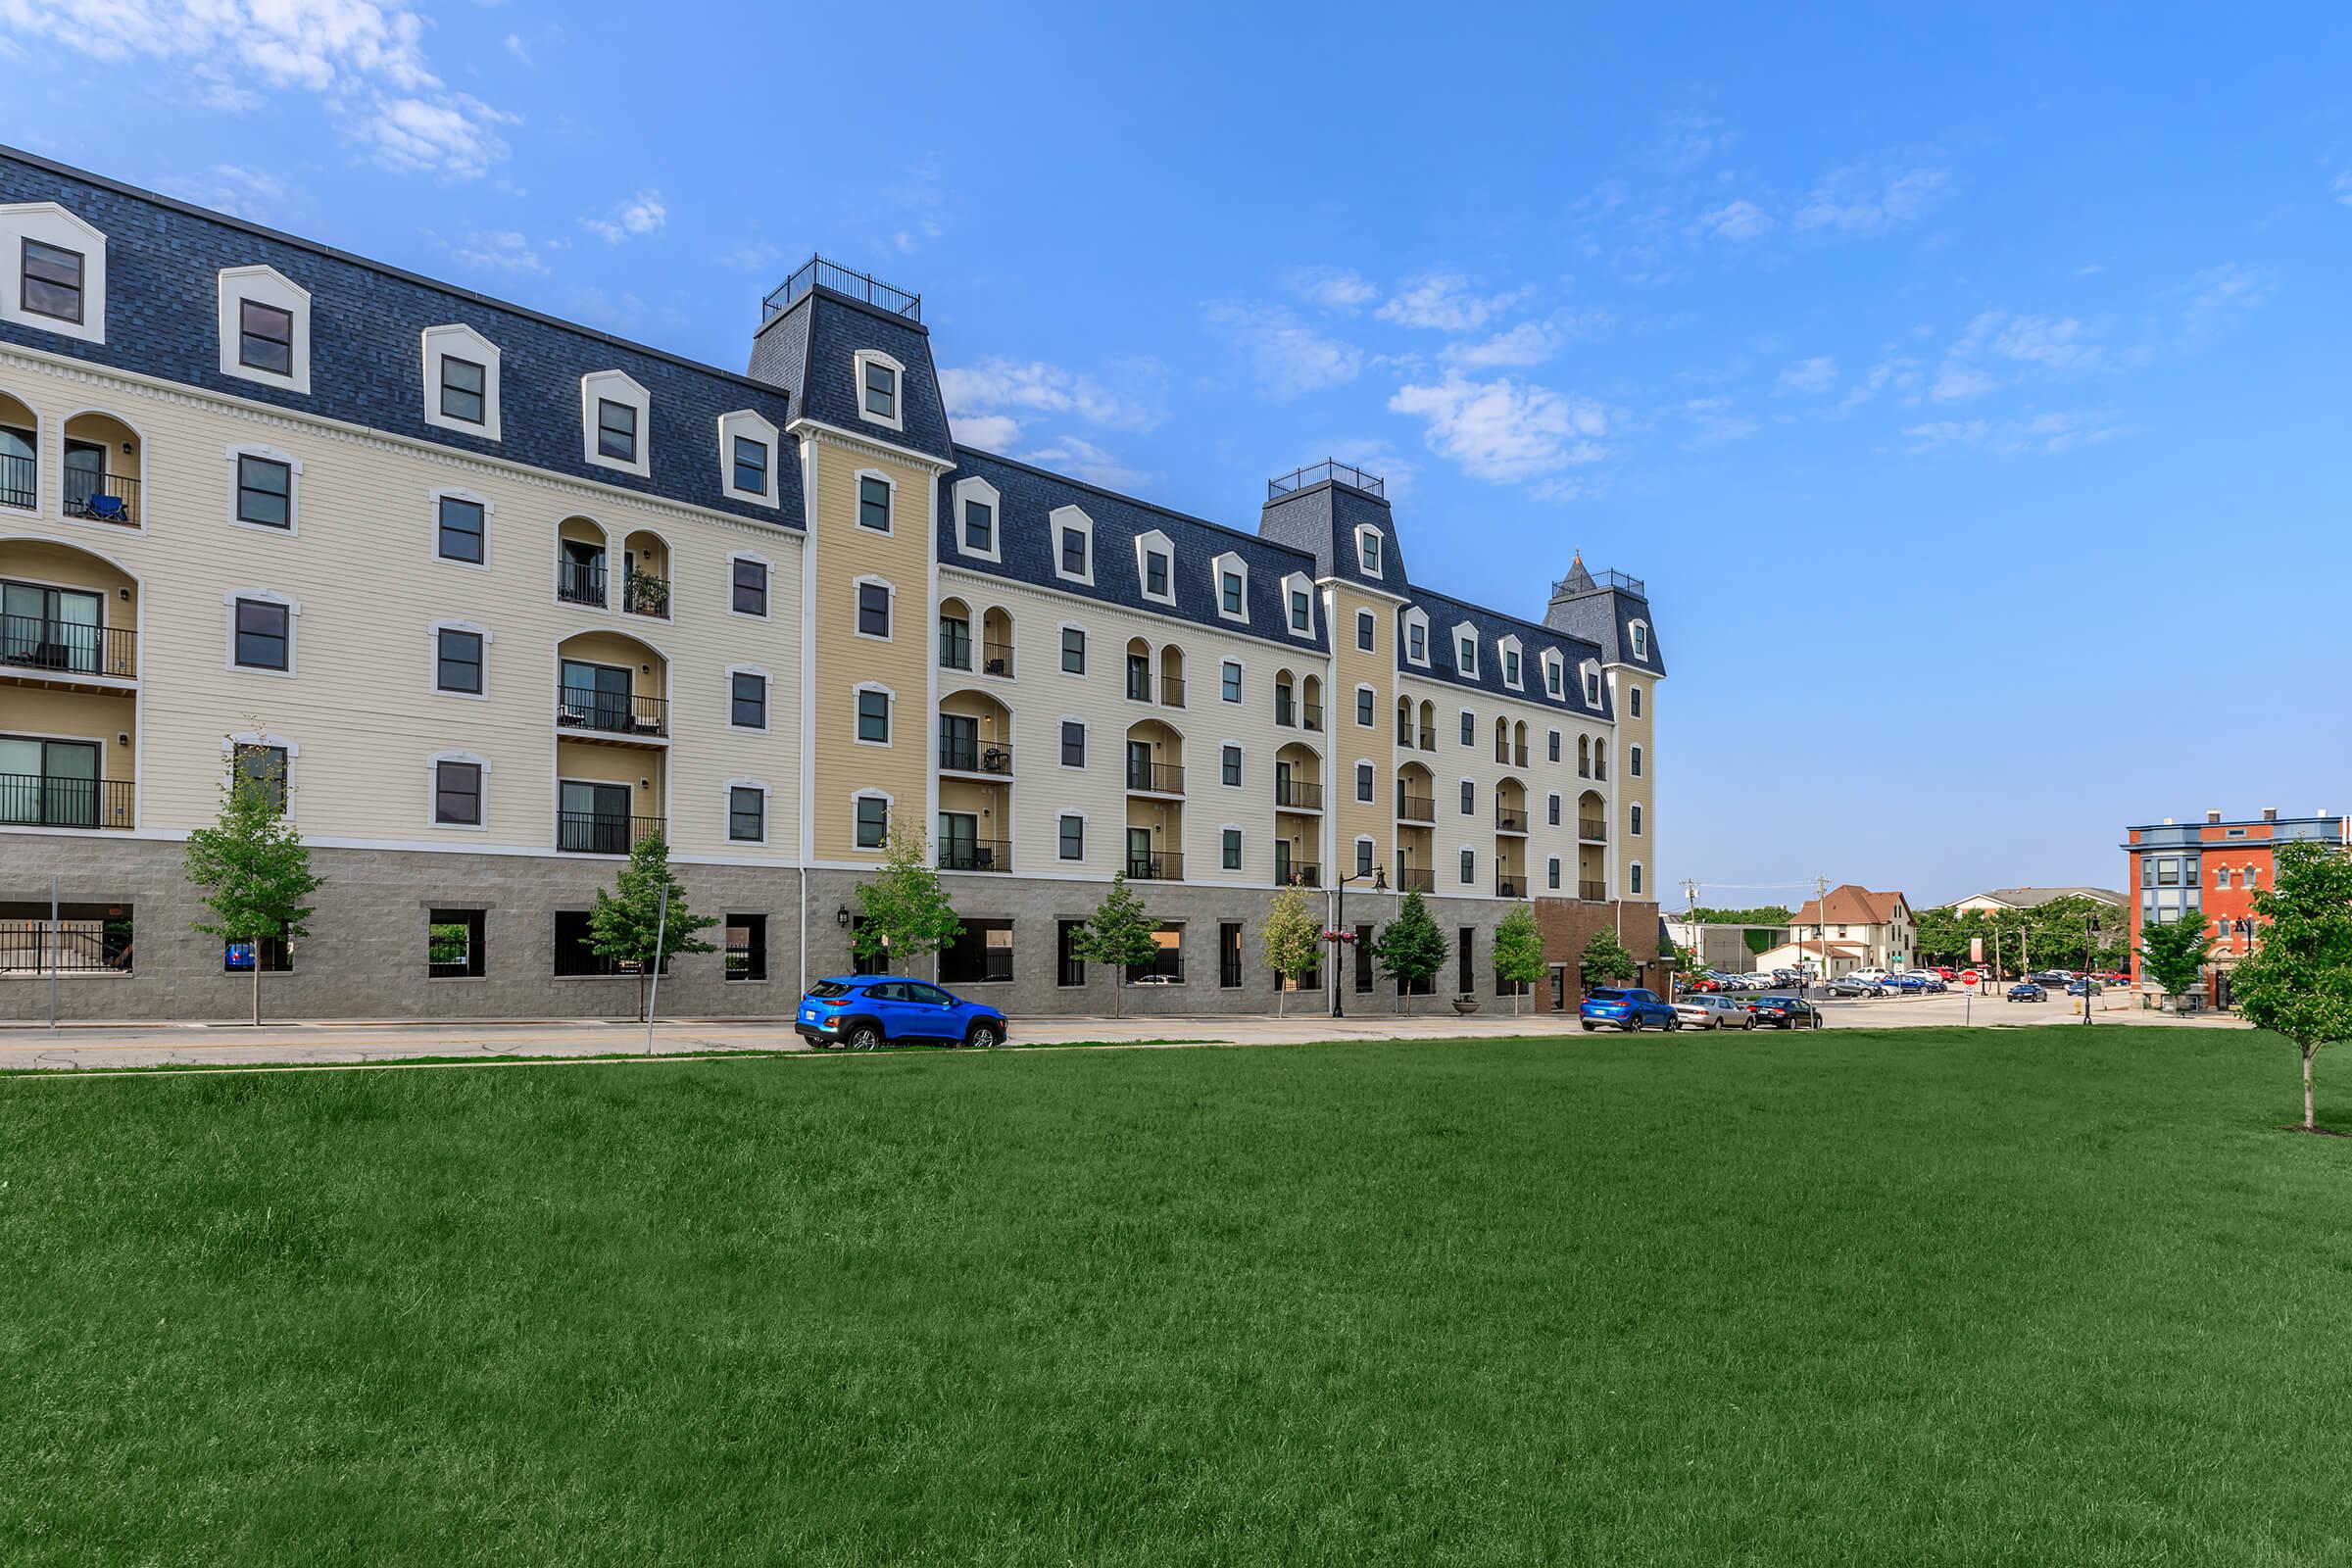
(1793, 165, 1948, 235)
(1680, 395, 1759, 445)
(1901, 410, 2118, 455)
(1203, 302, 1366, 401)
(1774, 356, 1838, 396)
(2334, 171, 2352, 207)
(0, 0, 514, 177)
(581, 189, 666, 244)
(719, 242, 789, 272)
(1021, 436, 1150, 492)
(1374, 272, 1533, 333)
(451, 229, 546, 275)
(1930, 310, 2110, 400)
(1657, 113, 1733, 172)
(1832, 358, 1920, 415)
(1698, 199, 1774, 241)
(1441, 315, 1591, 369)
(953, 414, 1022, 451)
(503, 32, 529, 65)
(1388, 372, 1607, 484)
(158, 163, 286, 220)
(1930, 367, 2001, 402)
(937, 357, 1164, 444)
(1289, 266, 1379, 312)
(2180, 262, 2276, 341)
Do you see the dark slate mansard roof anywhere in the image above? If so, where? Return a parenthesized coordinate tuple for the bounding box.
(1256, 472, 1409, 597)
(747, 285, 956, 465)
(1544, 559, 1666, 677)
(1403, 581, 1613, 722)
(0, 146, 800, 527)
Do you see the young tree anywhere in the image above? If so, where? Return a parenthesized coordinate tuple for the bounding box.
(1493, 905, 1547, 1015)
(2232, 841, 2352, 1133)
(183, 745, 322, 1026)
(2139, 909, 2215, 1010)
(1260, 883, 1322, 1016)
(1580, 927, 1639, 989)
(853, 820, 963, 980)
(587, 829, 718, 1022)
(1371, 890, 1447, 1012)
(1069, 871, 1161, 1017)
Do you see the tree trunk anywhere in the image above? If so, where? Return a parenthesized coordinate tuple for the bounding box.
(2305, 1044, 2316, 1131)
(251, 956, 261, 1027)
(1277, 982, 1287, 1017)
(638, 970, 649, 1024)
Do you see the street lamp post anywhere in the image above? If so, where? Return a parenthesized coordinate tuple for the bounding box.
(1330, 864, 1387, 1017)
(2083, 914, 2099, 1027)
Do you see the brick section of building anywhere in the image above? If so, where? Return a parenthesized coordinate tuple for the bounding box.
(1534, 896, 1664, 1011)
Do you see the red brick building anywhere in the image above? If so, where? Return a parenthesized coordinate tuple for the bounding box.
(2123, 808, 2348, 1005)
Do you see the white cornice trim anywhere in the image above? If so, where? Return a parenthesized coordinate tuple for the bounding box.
(785, 415, 958, 474)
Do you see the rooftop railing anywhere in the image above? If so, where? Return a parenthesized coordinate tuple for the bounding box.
(1553, 566, 1646, 599)
(762, 256, 922, 325)
(1268, 459, 1385, 500)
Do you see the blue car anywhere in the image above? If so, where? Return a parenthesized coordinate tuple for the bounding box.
(1881, 972, 1929, 992)
(795, 974, 1009, 1050)
(1579, 986, 1680, 1032)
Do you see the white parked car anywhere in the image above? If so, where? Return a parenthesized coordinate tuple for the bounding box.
(1674, 995, 1757, 1030)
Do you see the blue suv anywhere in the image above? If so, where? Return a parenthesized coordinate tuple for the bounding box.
(1579, 986, 1680, 1032)
(795, 975, 1009, 1051)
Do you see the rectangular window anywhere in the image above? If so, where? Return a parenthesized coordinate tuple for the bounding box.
(1222, 745, 1242, 788)
(1408, 623, 1426, 662)
(1222, 828, 1242, 871)
(1460, 780, 1475, 815)
(236, 455, 292, 528)
(1458, 928, 1474, 996)
(728, 786, 764, 842)
(1631, 746, 1643, 778)
(233, 598, 290, 670)
(1060, 527, 1088, 576)
(427, 907, 485, 979)
(851, 915, 891, 971)
(233, 744, 289, 812)
(855, 796, 889, 849)
(435, 628, 483, 694)
(1059, 721, 1087, 768)
(938, 612, 971, 669)
(596, 399, 637, 463)
(1132, 923, 1183, 984)
(1355, 689, 1374, 727)
(857, 581, 891, 638)
(1220, 571, 1244, 615)
(1546, 662, 1561, 696)
(1219, 922, 1244, 989)
(732, 435, 769, 496)
(1145, 551, 1169, 597)
(1289, 590, 1311, 632)
(855, 688, 889, 743)
(726, 913, 767, 981)
(433, 760, 483, 825)
(1058, 813, 1084, 860)
(224, 936, 294, 973)
(942, 919, 1014, 985)
(1458, 849, 1475, 886)
(1354, 923, 1374, 994)
(1587, 672, 1601, 704)
(1504, 649, 1520, 684)
(1060, 627, 1086, 673)
(858, 474, 892, 532)
(22, 238, 85, 323)
(1355, 839, 1374, 877)
(1058, 919, 1087, 986)
(1458, 636, 1476, 673)
(732, 559, 768, 615)
(436, 495, 484, 563)
(863, 361, 898, 419)
(1547, 858, 1561, 891)
(1221, 661, 1242, 703)
(440, 356, 487, 424)
(732, 672, 767, 729)
(1630, 687, 1642, 717)
(1361, 534, 1381, 574)
(1356, 762, 1373, 803)
(1356, 611, 1374, 651)
(1459, 712, 1474, 747)
(553, 909, 627, 978)
(961, 500, 994, 553)
(1548, 732, 1560, 763)
(238, 299, 294, 375)
(1547, 794, 1560, 826)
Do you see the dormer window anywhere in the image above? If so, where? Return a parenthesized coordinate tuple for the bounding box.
(1222, 572, 1243, 614)
(1291, 591, 1310, 631)
(2, 204, 108, 344)
(1283, 575, 1315, 636)
(716, 409, 781, 508)
(598, 400, 636, 462)
(965, 499, 994, 551)
(1146, 551, 1169, 596)
(1455, 629, 1477, 677)
(217, 265, 311, 393)
(952, 476, 1001, 563)
(239, 301, 292, 374)
(1584, 664, 1601, 705)
(1401, 607, 1430, 665)
(422, 324, 502, 440)
(1544, 655, 1562, 696)
(1355, 524, 1385, 577)
(1210, 552, 1249, 622)
(1630, 620, 1649, 659)
(733, 435, 767, 493)
(1053, 506, 1094, 585)
(865, 362, 897, 418)
(442, 358, 486, 423)
(580, 370, 651, 478)
(853, 349, 906, 433)
(1136, 529, 1176, 606)
(22, 239, 82, 323)
(1500, 637, 1522, 688)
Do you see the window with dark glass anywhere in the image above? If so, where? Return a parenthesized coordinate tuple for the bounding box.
(1221, 662, 1241, 703)
(427, 907, 485, 978)
(1221, 829, 1242, 871)
(1631, 803, 1642, 836)
(1060, 721, 1086, 768)
(233, 599, 289, 670)
(1630, 686, 1642, 717)
(863, 360, 898, 419)
(1460, 780, 1475, 815)
(1505, 649, 1521, 684)
(1058, 814, 1084, 860)
(726, 913, 767, 981)
(21, 239, 83, 323)
(1356, 839, 1374, 876)
(858, 474, 892, 531)
(430, 495, 483, 564)
(732, 435, 769, 496)
(1458, 636, 1476, 673)
(1356, 689, 1373, 727)
(1131, 923, 1183, 984)
(1356, 761, 1373, 802)
(1631, 745, 1643, 778)
(1145, 551, 1170, 597)
(1630, 864, 1642, 895)
(236, 455, 292, 529)
(857, 581, 891, 638)
(434, 760, 482, 825)
(1058, 918, 1087, 985)
(1060, 626, 1086, 673)
(1059, 527, 1088, 576)
(238, 299, 294, 375)
(1221, 745, 1241, 788)
(732, 559, 767, 615)
(1356, 611, 1374, 651)
(942, 919, 1014, 985)
(1547, 662, 1562, 695)
(1220, 571, 1244, 614)
(1353, 923, 1373, 993)
(855, 795, 889, 849)
(1458, 929, 1475, 996)
(1547, 731, 1560, 763)
(731, 671, 767, 728)
(1459, 849, 1475, 885)
(234, 744, 289, 811)
(597, 398, 638, 463)
(1290, 590, 1310, 631)
(1458, 711, 1474, 747)
(1219, 922, 1243, 989)
(440, 355, 486, 424)
(856, 688, 890, 743)
(1408, 622, 1426, 662)
(728, 786, 764, 842)
(1547, 858, 1561, 890)
(937, 610, 970, 668)
(962, 499, 994, 553)
(1547, 794, 1560, 826)
(435, 628, 483, 694)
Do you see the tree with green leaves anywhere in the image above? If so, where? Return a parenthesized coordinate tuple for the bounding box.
(1580, 927, 1639, 989)
(1260, 883, 1323, 1016)
(1371, 890, 1447, 1011)
(2231, 841, 2352, 1133)
(853, 820, 963, 980)
(2138, 908, 2214, 1010)
(587, 829, 718, 1021)
(1689, 906, 1792, 928)
(183, 744, 322, 1026)
(1070, 871, 1160, 1017)
(1493, 906, 1547, 1015)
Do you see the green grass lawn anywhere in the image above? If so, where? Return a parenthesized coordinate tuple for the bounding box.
(5, 1028, 2348, 1565)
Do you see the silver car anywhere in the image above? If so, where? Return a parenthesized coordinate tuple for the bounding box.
(1673, 995, 1757, 1030)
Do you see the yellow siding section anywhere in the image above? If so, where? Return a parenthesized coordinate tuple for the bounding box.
(1326, 585, 1393, 878)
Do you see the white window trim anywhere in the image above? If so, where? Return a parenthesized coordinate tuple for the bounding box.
(222, 730, 301, 817)
(421, 322, 502, 442)
(1631, 743, 1643, 778)
(1498, 634, 1524, 690)
(716, 409, 781, 508)
(1582, 661, 1602, 705)
(217, 265, 311, 394)
(581, 369, 652, 479)
(1056, 809, 1088, 860)
(1057, 619, 1089, 675)
(223, 586, 301, 678)
(1629, 619, 1650, 660)
(1630, 803, 1643, 836)
(1547, 728, 1563, 762)
(851, 573, 898, 643)
(1402, 607, 1431, 667)
(1052, 505, 1095, 586)
(853, 348, 906, 434)
(226, 443, 302, 537)
(726, 550, 774, 620)
(726, 662, 775, 732)
(1543, 652, 1563, 697)
(1353, 683, 1377, 727)
(951, 475, 1003, 564)
(1354, 758, 1375, 802)
(0, 202, 107, 345)
(1354, 608, 1376, 652)
(1219, 658, 1244, 704)
(424, 749, 493, 833)
(1354, 523, 1386, 578)
(1056, 714, 1090, 771)
(427, 617, 493, 701)
(1220, 740, 1245, 788)
(852, 680, 895, 749)
(1210, 551, 1249, 624)
(1628, 682, 1643, 718)
(1629, 860, 1644, 895)
(850, 786, 895, 851)
(1457, 775, 1478, 815)
(1457, 709, 1476, 747)
(1132, 527, 1178, 607)
(852, 466, 898, 534)
(1547, 856, 1562, 888)
(1282, 572, 1317, 640)
(1219, 822, 1246, 872)
(722, 776, 773, 847)
(1452, 621, 1479, 677)
(428, 485, 493, 571)
(1354, 834, 1377, 874)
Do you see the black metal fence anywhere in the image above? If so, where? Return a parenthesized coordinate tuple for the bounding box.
(1126, 760, 1185, 794)
(557, 558, 607, 606)
(0, 773, 134, 829)
(1126, 851, 1184, 881)
(557, 686, 667, 738)
(1276, 778, 1323, 810)
(0, 613, 137, 678)
(556, 812, 663, 855)
(63, 468, 139, 526)
(937, 838, 1011, 872)
(1268, 459, 1385, 500)
(763, 256, 922, 323)
(938, 733, 1013, 774)
(0, 918, 133, 974)
(0, 453, 32, 511)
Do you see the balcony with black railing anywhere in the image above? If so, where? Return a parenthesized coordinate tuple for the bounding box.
(1495, 807, 1529, 834)
(1302, 703, 1324, 733)
(1268, 459, 1386, 500)
(0, 774, 134, 829)
(556, 811, 663, 855)
(980, 640, 1014, 677)
(556, 685, 667, 740)
(1275, 778, 1324, 811)
(1579, 817, 1607, 843)
(1580, 879, 1608, 903)
(763, 256, 922, 325)
(558, 558, 608, 607)
(1495, 873, 1527, 899)
(1160, 675, 1186, 710)
(63, 469, 139, 527)
(1397, 794, 1435, 823)
(1396, 865, 1436, 894)
(939, 734, 1013, 775)
(1126, 760, 1186, 795)
(1126, 850, 1184, 881)
(1126, 667, 1152, 704)
(1277, 858, 1323, 889)
(0, 452, 34, 512)
(1, 614, 136, 680)
(938, 838, 1011, 873)
(1418, 727, 1436, 750)
(621, 567, 670, 618)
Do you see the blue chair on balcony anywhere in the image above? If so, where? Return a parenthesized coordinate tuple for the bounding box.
(79, 493, 128, 524)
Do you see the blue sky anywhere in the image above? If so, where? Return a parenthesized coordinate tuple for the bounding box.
(6, 2, 2349, 908)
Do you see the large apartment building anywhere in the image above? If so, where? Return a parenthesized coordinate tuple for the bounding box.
(2124, 808, 2346, 1007)
(0, 148, 1666, 1020)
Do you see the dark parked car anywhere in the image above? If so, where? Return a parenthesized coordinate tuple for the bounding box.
(1580, 987, 1680, 1032)
(1828, 976, 1887, 998)
(796, 975, 1008, 1050)
(1750, 994, 1824, 1029)
(2066, 978, 2103, 996)
(2007, 982, 2047, 1003)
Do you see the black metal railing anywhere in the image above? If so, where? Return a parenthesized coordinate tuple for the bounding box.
(557, 686, 667, 738)
(1513, 745, 1529, 768)
(1593, 761, 1607, 781)
(1419, 727, 1436, 750)
(1495, 807, 1528, 833)
(1398, 794, 1435, 822)
(0, 773, 134, 829)
(1, 613, 136, 678)
(1126, 851, 1184, 881)
(0, 453, 32, 511)
(1160, 675, 1186, 709)
(63, 469, 139, 526)
(1126, 668, 1152, 703)
(1268, 459, 1385, 500)
(763, 256, 922, 324)
(1579, 760, 1592, 778)
(1495, 874, 1527, 899)
(938, 632, 972, 672)
(1396, 866, 1435, 894)
(558, 558, 607, 606)
(556, 811, 663, 855)
(1302, 704, 1324, 732)
(0, 918, 134, 974)
(937, 839, 1011, 873)
(1552, 566, 1645, 599)
(1278, 859, 1323, 889)
(938, 734, 1013, 774)
(1276, 698, 1295, 726)
(622, 568, 669, 617)
(1579, 818, 1607, 842)
(1276, 778, 1323, 810)
(1127, 760, 1185, 793)
(981, 640, 1014, 677)
(1581, 879, 1608, 903)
